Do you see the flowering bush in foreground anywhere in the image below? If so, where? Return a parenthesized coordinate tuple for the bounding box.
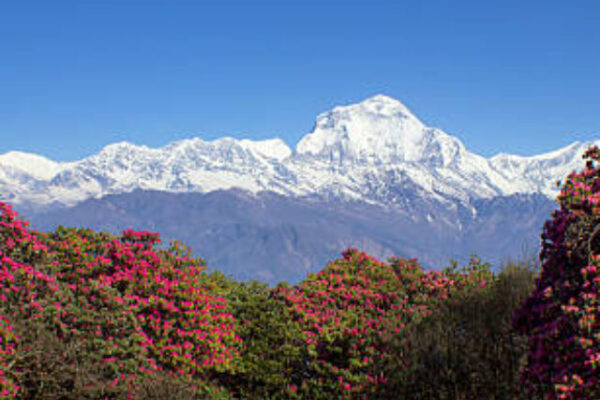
(0, 202, 242, 399)
(43, 227, 243, 377)
(514, 146, 600, 399)
(271, 249, 492, 399)
(0, 202, 62, 399)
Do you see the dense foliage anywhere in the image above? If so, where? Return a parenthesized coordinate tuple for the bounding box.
(514, 146, 600, 399)
(206, 277, 307, 400)
(393, 259, 537, 399)
(3, 148, 600, 399)
(270, 250, 495, 399)
(0, 203, 241, 399)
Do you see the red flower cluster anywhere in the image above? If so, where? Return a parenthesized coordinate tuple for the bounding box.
(0, 202, 60, 399)
(273, 248, 490, 399)
(0, 202, 243, 398)
(514, 146, 600, 399)
(45, 227, 242, 378)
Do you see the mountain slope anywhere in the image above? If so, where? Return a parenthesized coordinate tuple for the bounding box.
(28, 189, 555, 285)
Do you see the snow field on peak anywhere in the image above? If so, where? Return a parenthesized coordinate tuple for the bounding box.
(0, 151, 69, 180)
(295, 96, 429, 163)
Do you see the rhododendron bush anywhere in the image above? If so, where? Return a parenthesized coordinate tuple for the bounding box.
(271, 249, 492, 399)
(0, 202, 241, 399)
(42, 226, 242, 377)
(514, 146, 600, 399)
(0, 202, 62, 399)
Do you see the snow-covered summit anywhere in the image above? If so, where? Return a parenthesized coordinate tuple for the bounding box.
(295, 95, 467, 166)
(350, 94, 419, 118)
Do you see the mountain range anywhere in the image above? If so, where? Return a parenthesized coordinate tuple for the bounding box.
(1, 95, 595, 284)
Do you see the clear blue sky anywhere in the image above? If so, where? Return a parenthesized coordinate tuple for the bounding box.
(1, 0, 598, 161)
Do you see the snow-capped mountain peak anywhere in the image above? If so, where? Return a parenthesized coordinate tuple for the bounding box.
(295, 94, 462, 165)
(0, 95, 596, 213)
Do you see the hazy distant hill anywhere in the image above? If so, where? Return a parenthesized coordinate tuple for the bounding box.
(28, 189, 554, 285)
